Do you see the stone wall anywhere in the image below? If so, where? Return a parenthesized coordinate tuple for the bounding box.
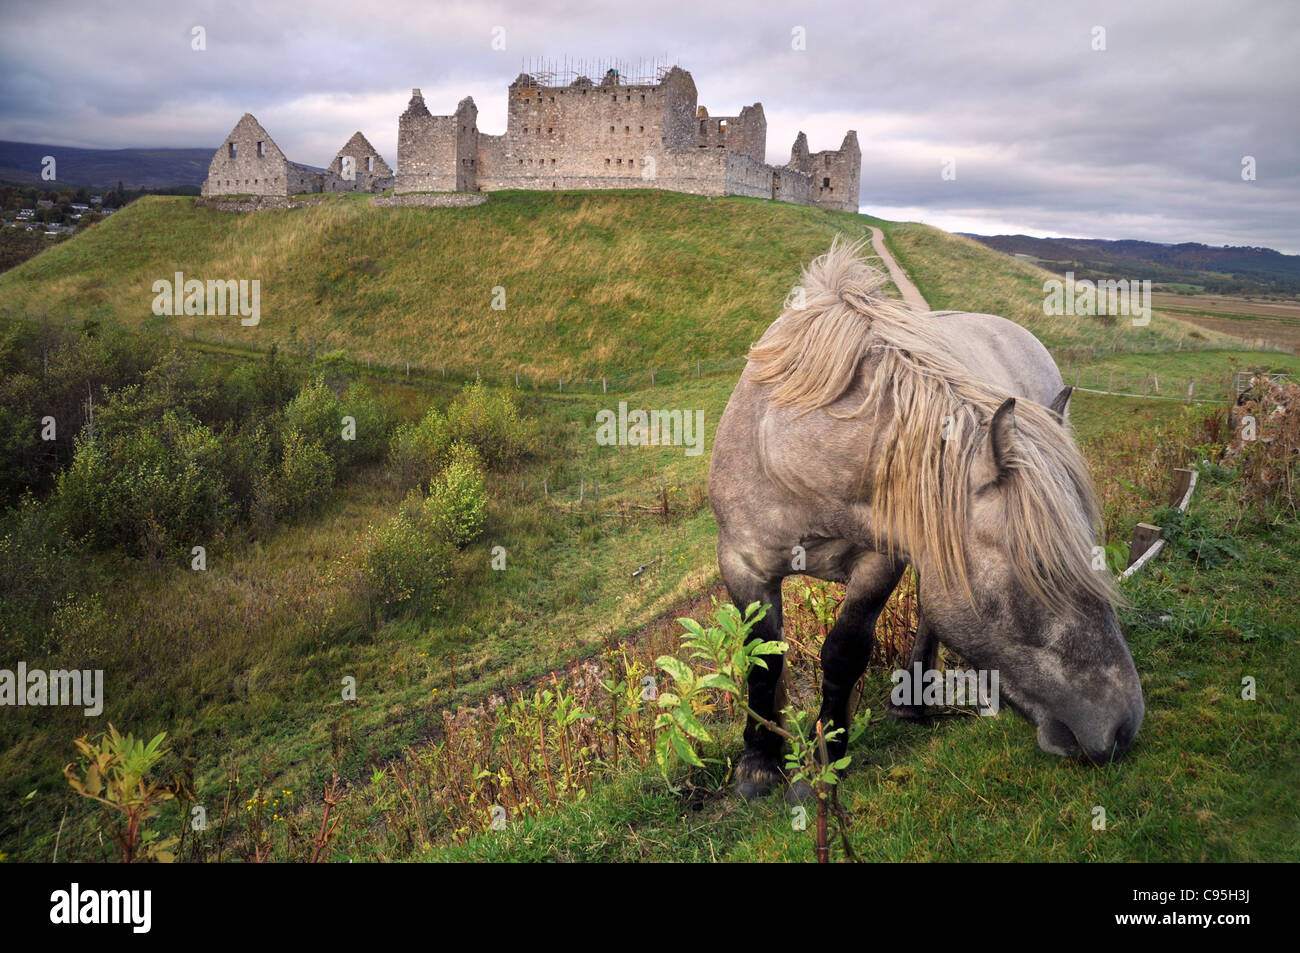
(195, 195, 324, 212)
(695, 103, 765, 162)
(369, 192, 486, 208)
(471, 71, 682, 191)
(327, 132, 395, 193)
(773, 165, 813, 205)
(201, 114, 293, 197)
(203, 67, 863, 212)
(809, 131, 861, 212)
(395, 89, 468, 193)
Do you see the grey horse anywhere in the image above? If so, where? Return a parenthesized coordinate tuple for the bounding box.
(709, 239, 1144, 800)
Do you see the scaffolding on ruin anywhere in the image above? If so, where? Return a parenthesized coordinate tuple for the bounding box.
(517, 56, 681, 88)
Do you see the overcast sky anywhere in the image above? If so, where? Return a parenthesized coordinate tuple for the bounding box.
(2, 0, 1296, 251)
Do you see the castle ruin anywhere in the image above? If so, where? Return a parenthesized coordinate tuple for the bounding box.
(201, 66, 860, 212)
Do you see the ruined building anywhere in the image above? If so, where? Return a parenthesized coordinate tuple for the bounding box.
(201, 67, 860, 212)
(201, 116, 393, 196)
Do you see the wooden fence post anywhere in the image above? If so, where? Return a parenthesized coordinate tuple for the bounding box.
(1127, 523, 1163, 568)
(602, 376, 607, 394)
(1186, 379, 1194, 404)
(1169, 468, 1195, 507)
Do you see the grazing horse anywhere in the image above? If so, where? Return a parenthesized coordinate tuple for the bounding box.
(709, 239, 1144, 800)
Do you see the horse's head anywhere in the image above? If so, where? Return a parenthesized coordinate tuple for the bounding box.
(919, 396, 1144, 764)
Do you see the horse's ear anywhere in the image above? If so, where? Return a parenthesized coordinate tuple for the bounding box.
(973, 397, 1017, 488)
(1048, 386, 1073, 423)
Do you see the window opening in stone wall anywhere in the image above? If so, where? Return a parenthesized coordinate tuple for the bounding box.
(229, 142, 237, 158)
(823, 177, 831, 188)
(257, 141, 265, 157)
(367, 156, 374, 172)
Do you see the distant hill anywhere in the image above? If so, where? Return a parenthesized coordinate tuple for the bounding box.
(967, 233, 1300, 296)
(0, 140, 214, 189)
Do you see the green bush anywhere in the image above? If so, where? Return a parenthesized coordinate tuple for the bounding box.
(390, 407, 453, 490)
(0, 496, 83, 657)
(254, 427, 335, 523)
(336, 381, 391, 469)
(424, 442, 487, 547)
(362, 508, 456, 611)
(445, 381, 536, 468)
(55, 409, 232, 558)
(283, 376, 391, 472)
(282, 376, 343, 459)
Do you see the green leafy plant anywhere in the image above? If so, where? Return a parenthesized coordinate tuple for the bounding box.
(652, 601, 784, 771)
(652, 600, 861, 861)
(63, 724, 177, 862)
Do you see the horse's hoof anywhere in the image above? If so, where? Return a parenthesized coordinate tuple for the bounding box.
(887, 702, 930, 721)
(785, 779, 815, 805)
(734, 752, 782, 800)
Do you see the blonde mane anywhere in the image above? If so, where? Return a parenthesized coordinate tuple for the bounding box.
(747, 238, 1118, 611)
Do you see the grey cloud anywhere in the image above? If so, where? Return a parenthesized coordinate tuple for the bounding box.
(1, 0, 1295, 250)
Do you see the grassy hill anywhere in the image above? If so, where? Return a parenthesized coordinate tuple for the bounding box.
(0, 191, 1241, 385)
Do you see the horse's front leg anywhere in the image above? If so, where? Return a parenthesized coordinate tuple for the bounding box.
(815, 555, 905, 763)
(720, 551, 787, 800)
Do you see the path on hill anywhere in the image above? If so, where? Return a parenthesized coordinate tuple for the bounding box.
(869, 226, 930, 312)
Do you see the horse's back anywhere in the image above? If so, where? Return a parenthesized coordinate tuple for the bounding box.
(923, 310, 1062, 406)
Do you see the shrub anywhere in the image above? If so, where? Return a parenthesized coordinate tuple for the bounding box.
(254, 427, 335, 524)
(362, 508, 456, 612)
(0, 496, 82, 657)
(424, 442, 487, 547)
(336, 381, 391, 469)
(282, 376, 343, 460)
(445, 381, 536, 468)
(283, 375, 391, 472)
(390, 407, 452, 490)
(55, 409, 232, 558)
(1227, 376, 1300, 518)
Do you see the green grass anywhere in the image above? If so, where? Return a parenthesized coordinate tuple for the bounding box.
(416, 471, 1298, 863)
(0, 191, 877, 381)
